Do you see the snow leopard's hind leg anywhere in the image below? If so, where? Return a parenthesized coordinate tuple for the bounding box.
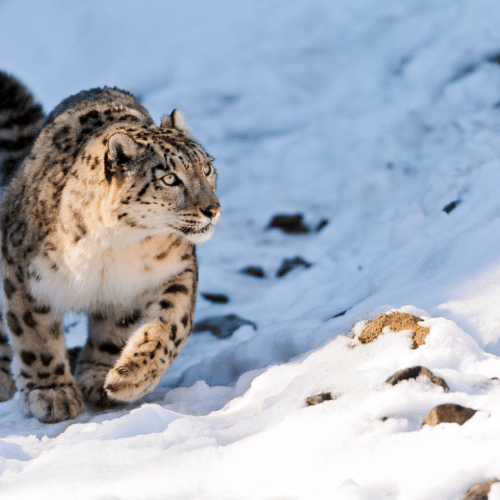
(0, 315, 15, 401)
(2, 274, 83, 423)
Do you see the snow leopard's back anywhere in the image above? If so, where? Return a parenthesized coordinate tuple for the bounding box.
(0, 72, 44, 185)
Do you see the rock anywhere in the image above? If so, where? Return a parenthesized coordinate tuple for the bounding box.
(462, 479, 499, 500)
(315, 219, 329, 231)
(276, 256, 312, 278)
(358, 312, 430, 349)
(201, 293, 229, 304)
(267, 213, 310, 234)
(423, 404, 477, 426)
(267, 213, 329, 234)
(306, 392, 333, 406)
(193, 314, 257, 339)
(331, 309, 347, 319)
(385, 366, 449, 391)
(443, 199, 461, 214)
(240, 266, 266, 279)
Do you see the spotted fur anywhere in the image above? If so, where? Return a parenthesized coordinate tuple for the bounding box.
(0, 79, 220, 422)
(0, 72, 44, 186)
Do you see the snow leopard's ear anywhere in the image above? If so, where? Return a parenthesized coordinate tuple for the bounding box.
(105, 133, 141, 183)
(161, 109, 189, 135)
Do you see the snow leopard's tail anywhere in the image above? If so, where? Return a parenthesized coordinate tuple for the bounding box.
(0, 71, 44, 185)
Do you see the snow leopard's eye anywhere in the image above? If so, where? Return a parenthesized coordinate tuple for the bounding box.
(161, 173, 182, 187)
(202, 163, 213, 176)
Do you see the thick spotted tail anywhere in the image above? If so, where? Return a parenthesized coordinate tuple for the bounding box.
(0, 72, 44, 185)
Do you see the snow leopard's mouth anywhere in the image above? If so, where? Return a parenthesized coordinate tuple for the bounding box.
(175, 221, 216, 244)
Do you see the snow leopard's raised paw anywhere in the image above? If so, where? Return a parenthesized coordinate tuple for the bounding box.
(104, 340, 166, 402)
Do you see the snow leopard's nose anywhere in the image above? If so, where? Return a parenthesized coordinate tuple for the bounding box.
(200, 203, 220, 220)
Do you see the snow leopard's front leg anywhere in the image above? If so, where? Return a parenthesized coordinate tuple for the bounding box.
(2, 274, 83, 422)
(104, 267, 196, 401)
(75, 308, 143, 407)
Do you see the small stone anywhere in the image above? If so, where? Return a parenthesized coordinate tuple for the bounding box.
(462, 478, 499, 500)
(306, 392, 333, 406)
(385, 366, 449, 391)
(358, 312, 430, 349)
(331, 310, 347, 319)
(424, 403, 477, 426)
(201, 293, 229, 304)
(315, 219, 329, 231)
(267, 214, 310, 234)
(276, 256, 312, 278)
(193, 314, 257, 339)
(443, 199, 461, 214)
(240, 266, 266, 279)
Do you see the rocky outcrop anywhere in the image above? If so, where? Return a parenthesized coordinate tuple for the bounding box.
(385, 366, 449, 391)
(462, 478, 499, 500)
(358, 312, 430, 349)
(424, 404, 477, 426)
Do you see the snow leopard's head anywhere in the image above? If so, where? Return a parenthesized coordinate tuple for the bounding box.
(103, 110, 220, 244)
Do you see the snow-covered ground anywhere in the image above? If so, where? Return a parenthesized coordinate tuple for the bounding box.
(2, 1, 500, 498)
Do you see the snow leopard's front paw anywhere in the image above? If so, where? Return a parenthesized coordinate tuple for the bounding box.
(76, 364, 120, 407)
(104, 338, 167, 402)
(21, 381, 84, 423)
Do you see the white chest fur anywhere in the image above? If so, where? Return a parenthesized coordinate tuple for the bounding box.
(29, 232, 191, 312)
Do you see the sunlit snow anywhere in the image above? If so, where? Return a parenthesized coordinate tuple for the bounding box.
(2, 1, 500, 499)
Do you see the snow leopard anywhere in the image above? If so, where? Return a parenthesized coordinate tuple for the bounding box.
(0, 72, 220, 423)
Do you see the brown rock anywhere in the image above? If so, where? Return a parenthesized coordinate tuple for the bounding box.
(306, 392, 333, 406)
(462, 478, 499, 500)
(385, 366, 449, 391)
(358, 312, 430, 349)
(424, 404, 477, 426)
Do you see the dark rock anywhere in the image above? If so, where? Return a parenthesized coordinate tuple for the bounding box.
(267, 214, 310, 234)
(386, 366, 449, 391)
(276, 256, 312, 278)
(487, 52, 500, 65)
(306, 392, 333, 406)
(462, 479, 499, 500)
(315, 219, 329, 232)
(443, 199, 461, 214)
(331, 310, 347, 319)
(193, 314, 257, 339)
(240, 266, 266, 279)
(201, 293, 229, 304)
(424, 403, 477, 426)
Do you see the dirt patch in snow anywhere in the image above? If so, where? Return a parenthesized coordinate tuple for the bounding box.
(358, 312, 430, 349)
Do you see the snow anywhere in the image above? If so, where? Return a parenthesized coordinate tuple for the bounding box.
(2, 0, 500, 498)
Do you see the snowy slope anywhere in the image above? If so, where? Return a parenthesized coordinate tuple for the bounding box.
(2, 1, 500, 498)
